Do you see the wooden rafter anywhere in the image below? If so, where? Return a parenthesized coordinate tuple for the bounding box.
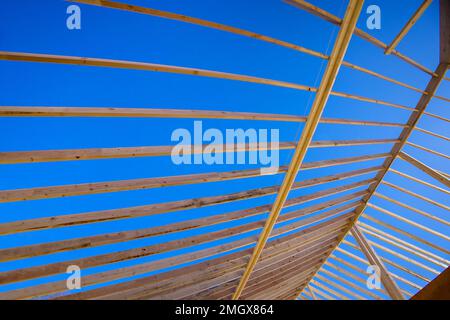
(67, 0, 450, 100)
(399, 151, 450, 188)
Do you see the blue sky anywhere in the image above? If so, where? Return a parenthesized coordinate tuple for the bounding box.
(0, 0, 449, 299)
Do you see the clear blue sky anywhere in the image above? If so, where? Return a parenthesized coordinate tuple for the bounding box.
(0, 0, 448, 299)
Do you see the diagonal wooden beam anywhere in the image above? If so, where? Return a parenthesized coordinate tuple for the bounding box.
(399, 151, 450, 188)
(385, 0, 433, 55)
(350, 225, 404, 300)
(231, 0, 364, 300)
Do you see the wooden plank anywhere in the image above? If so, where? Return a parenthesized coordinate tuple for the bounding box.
(0, 106, 406, 127)
(0, 217, 350, 299)
(385, 1, 432, 55)
(298, 62, 450, 298)
(351, 225, 404, 300)
(358, 222, 449, 266)
(231, 0, 364, 299)
(325, 262, 386, 300)
(316, 272, 366, 300)
(58, 222, 344, 300)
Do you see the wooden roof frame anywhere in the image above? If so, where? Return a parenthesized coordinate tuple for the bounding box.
(0, 0, 448, 300)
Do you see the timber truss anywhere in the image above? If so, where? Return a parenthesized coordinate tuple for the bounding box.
(0, 0, 449, 300)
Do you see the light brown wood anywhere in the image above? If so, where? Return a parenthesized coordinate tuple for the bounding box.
(367, 203, 450, 241)
(406, 141, 450, 160)
(0, 175, 372, 235)
(358, 222, 449, 266)
(231, 0, 364, 299)
(351, 225, 404, 300)
(0, 51, 417, 112)
(363, 214, 450, 255)
(68, 0, 435, 98)
(324, 262, 385, 300)
(374, 191, 450, 226)
(0, 162, 380, 204)
(415, 127, 450, 142)
(0, 187, 364, 261)
(0, 215, 350, 299)
(67, 223, 342, 300)
(0, 106, 406, 127)
(0, 203, 356, 286)
(385, 1, 433, 55)
(382, 181, 450, 211)
(389, 168, 450, 195)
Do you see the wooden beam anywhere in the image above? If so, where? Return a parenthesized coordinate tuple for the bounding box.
(399, 151, 450, 188)
(385, 0, 433, 55)
(0, 106, 406, 127)
(440, 0, 450, 63)
(415, 127, 450, 142)
(325, 262, 386, 299)
(351, 225, 404, 300)
(231, 0, 364, 299)
(307, 285, 317, 300)
(0, 139, 398, 164)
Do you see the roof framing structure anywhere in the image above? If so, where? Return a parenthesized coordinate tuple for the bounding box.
(0, 0, 448, 300)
